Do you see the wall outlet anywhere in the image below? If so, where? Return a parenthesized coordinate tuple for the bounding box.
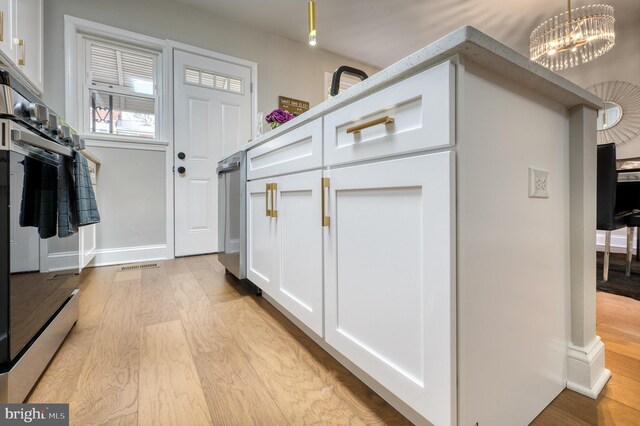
(529, 168, 549, 198)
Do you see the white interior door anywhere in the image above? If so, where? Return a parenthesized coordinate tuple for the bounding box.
(174, 50, 252, 256)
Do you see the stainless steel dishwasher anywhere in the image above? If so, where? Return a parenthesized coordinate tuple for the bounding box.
(217, 151, 260, 294)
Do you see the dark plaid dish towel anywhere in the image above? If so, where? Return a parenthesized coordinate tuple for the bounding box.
(73, 151, 100, 226)
(57, 154, 78, 237)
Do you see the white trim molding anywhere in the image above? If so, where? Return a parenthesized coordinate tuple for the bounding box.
(596, 229, 636, 254)
(84, 139, 168, 152)
(566, 336, 612, 398)
(45, 251, 80, 273)
(88, 244, 168, 267)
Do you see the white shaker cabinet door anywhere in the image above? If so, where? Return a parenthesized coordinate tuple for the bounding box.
(14, 0, 43, 92)
(272, 170, 324, 337)
(324, 151, 456, 426)
(0, 0, 13, 62)
(247, 177, 277, 294)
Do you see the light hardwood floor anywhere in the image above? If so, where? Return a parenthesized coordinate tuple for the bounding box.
(27, 255, 409, 425)
(27, 255, 640, 425)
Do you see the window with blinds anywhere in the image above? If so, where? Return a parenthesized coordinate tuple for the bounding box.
(86, 39, 158, 139)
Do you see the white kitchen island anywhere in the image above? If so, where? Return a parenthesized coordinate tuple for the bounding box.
(241, 26, 605, 425)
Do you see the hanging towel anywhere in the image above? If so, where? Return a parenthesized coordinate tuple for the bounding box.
(57, 154, 77, 237)
(74, 151, 100, 226)
(19, 157, 58, 239)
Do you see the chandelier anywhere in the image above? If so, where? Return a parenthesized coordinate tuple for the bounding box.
(530, 0, 615, 71)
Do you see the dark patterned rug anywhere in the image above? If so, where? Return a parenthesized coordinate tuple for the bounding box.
(597, 252, 640, 301)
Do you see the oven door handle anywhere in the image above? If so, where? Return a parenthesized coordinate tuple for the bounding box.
(11, 128, 73, 158)
(216, 161, 241, 174)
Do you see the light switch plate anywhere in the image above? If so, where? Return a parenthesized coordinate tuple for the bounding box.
(529, 168, 549, 198)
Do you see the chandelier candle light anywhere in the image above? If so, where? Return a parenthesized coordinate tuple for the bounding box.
(530, 0, 615, 71)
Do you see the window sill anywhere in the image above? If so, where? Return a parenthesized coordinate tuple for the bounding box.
(80, 133, 169, 146)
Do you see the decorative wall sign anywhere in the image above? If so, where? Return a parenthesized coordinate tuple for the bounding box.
(279, 96, 309, 116)
(587, 81, 640, 145)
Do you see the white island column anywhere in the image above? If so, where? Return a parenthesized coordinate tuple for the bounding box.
(567, 104, 612, 397)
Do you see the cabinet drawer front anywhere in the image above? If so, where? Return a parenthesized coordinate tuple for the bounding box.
(324, 61, 454, 166)
(324, 152, 455, 425)
(247, 118, 322, 180)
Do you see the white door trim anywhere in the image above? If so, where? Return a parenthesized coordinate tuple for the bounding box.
(168, 41, 257, 258)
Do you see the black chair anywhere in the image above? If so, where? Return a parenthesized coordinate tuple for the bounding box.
(625, 213, 640, 275)
(597, 143, 632, 281)
(615, 179, 640, 275)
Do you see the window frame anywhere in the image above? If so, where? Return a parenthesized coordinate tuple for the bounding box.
(83, 36, 160, 140)
(65, 16, 168, 145)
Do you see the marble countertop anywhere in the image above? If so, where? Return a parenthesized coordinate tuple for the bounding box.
(231, 25, 602, 158)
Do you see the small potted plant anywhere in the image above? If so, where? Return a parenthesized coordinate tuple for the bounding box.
(265, 108, 295, 129)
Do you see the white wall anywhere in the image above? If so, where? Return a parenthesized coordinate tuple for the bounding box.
(43, 0, 378, 262)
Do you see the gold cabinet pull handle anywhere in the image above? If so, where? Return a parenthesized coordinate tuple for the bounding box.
(270, 183, 278, 217)
(265, 183, 271, 217)
(15, 38, 25, 65)
(0, 11, 4, 42)
(321, 177, 330, 227)
(346, 116, 394, 135)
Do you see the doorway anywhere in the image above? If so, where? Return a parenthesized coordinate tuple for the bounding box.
(173, 49, 254, 257)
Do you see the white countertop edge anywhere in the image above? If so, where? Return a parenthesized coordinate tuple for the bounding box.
(236, 25, 602, 156)
(80, 148, 101, 165)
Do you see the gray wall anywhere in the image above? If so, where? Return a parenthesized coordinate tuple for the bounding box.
(559, 17, 640, 251)
(43, 0, 378, 258)
(560, 17, 640, 159)
(43, 0, 378, 116)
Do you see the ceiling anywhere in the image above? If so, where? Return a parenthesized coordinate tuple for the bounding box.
(176, 0, 640, 69)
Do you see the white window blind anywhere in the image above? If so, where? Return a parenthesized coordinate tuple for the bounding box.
(85, 38, 159, 139)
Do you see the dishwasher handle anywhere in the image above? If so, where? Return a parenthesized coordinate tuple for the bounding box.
(216, 161, 241, 174)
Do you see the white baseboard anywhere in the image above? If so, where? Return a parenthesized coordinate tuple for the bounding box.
(566, 336, 612, 398)
(46, 251, 79, 272)
(596, 230, 637, 254)
(88, 244, 168, 267)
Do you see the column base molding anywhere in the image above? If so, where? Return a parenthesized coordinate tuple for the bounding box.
(566, 336, 611, 399)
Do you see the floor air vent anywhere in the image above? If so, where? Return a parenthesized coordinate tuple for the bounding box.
(48, 271, 80, 280)
(118, 263, 159, 272)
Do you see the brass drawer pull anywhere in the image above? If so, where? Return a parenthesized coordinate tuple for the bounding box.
(15, 38, 25, 65)
(346, 116, 394, 135)
(265, 183, 271, 217)
(321, 177, 330, 227)
(270, 183, 278, 217)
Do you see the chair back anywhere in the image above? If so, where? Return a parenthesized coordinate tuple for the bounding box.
(597, 143, 618, 230)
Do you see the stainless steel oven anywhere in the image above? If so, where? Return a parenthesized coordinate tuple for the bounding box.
(217, 150, 260, 294)
(0, 69, 82, 403)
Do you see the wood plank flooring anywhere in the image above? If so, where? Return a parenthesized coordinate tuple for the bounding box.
(28, 255, 408, 425)
(27, 255, 640, 425)
(532, 291, 640, 425)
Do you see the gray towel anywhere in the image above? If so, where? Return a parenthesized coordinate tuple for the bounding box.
(74, 151, 100, 226)
(57, 154, 77, 237)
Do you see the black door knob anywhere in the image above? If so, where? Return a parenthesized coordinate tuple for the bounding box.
(177, 152, 186, 160)
(177, 166, 186, 174)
